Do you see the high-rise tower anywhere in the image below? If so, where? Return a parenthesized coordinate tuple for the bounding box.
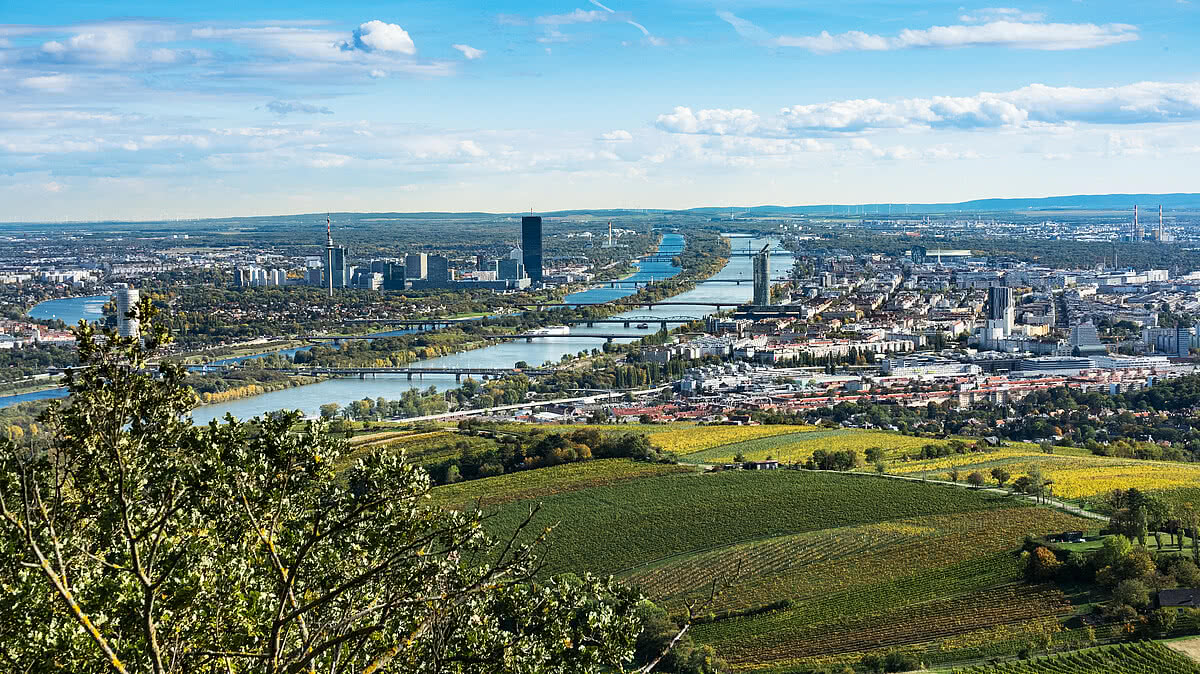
(987, 285, 1014, 335)
(114, 287, 140, 338)
(752, 244, 771, 306)
(522, 216, 543, 284)
(324, 215, 349, 295)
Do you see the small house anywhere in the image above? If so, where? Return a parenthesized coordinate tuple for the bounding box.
(744, 460, 780, 470)
(1045, 531, 1086, 543)
(1158, 589, 1200, 608)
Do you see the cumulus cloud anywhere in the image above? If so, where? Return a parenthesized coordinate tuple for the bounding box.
(351, 20, 416, 54)
(599, 129, 633, 141)
(656, 81, 1200, 137)
(452, 43, 485, 59)
(657, 107, 760, 135)
(264, 100, 334, 116)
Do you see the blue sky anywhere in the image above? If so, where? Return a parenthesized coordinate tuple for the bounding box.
(3, 1, 1200, 220)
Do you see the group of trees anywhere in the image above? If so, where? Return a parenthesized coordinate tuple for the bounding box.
(1026, 533, 1200, 638)
(0, 298, 709, 673)
(0, 342, 78, 385)
(319, 388, 449, 422)
(804, 449, 860, 471)
(435, 425, 675, 484)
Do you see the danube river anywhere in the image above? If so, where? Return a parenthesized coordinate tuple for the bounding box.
(190, 234, 790, 423)
(16, 234, 791, 418)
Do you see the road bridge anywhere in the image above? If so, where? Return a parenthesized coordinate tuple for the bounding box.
(514, 301, 737, 311)
(259, 366, 556, 382)
(301, 332, 656, 345)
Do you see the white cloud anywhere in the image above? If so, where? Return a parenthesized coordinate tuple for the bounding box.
(716, 11, 774, 45)
(352, 20, 416, 54)
(40, 28, 139, 62)
(457, 140, 488, 157)
(306, 153, 353, 168)
(726, 18, 1138, 53)
(599, 129, 633, 141)
(657, 106, 760, 135)
(20, 74, 74, 92)
(265, 100, 334, 116)
(657, 81, 1200, 137)
(537, 9, 609, 25)
(43, 181, 64, 193)
(960, 8, 1046, 23)
(452, 43, 485, 59)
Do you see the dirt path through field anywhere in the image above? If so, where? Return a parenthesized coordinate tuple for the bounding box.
(1166, 637, 1200, 663)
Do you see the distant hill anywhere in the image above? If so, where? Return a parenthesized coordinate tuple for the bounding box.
(683, 192, 1200, 215)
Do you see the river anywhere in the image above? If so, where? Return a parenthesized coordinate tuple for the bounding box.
(15, 234, 792, 418)
(190, 234, 790, 423)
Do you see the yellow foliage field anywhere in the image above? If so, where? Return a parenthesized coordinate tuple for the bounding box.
(646, 424, 816, 455)
(889, 448, 1200, 499)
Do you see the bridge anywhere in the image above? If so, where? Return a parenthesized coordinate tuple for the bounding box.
(300, 332, 658, 344)
(259, 366, 556, 381)
(601, 277, 794, 287)
(515, 301, 738, 311)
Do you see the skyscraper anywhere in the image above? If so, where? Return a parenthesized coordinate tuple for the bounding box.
(987, 285, 1014, 335)
(752, 244, 770, 306)
(324, 216, 349, 295)
(405, 253, 428, 280)
(1177, 326, 1192, 358)
(114, 287, 140, 338)
(522, 216, 543, 284)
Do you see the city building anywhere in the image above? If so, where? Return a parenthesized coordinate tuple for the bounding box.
(498, 258, 526, 281)
(522, 216, 543, 284)
(752, 244, 770, 306)
(405, 253, 427, 280)
(1069, 321, 1107, 357)
(323, 217, 349, 294)
(427, 255, 452, 284)
(114, 287, 140, 338)
(987, 285, 1014, 335)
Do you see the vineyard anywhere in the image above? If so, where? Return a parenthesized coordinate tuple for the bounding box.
(680, 428, 936, 464)
(954, 641, 1200, 673)
(889, 447, 1200, 500)
(680, 507, 1089, 669)
(627, 508, 1086, 615)
(645, 424, 816, 455)
(667, 426, 1200, 504)
(430, 458, 694, 509)
(474, 470, 1017, 576)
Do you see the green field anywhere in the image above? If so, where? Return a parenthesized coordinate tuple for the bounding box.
(430, 463, 1098, 670)
(952, 641, 1200, 673)
(390, 424, 1200, 670)
(472, 469, 1023, 578)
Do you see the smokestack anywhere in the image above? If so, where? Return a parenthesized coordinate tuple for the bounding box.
(1134, 204, 1138, 241)
(1159, 205, 1164, 241)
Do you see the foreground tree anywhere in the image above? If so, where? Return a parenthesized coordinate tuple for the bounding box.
(0, 301, 643, 673)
